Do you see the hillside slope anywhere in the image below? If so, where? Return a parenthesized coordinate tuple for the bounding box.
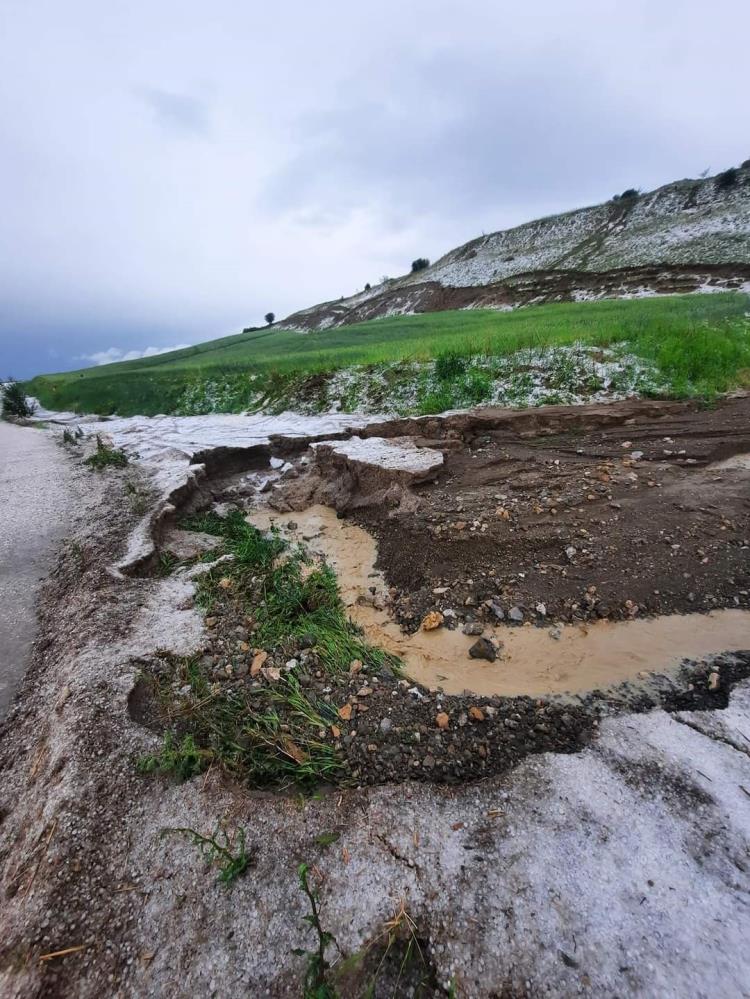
(26, 294, 750, 417)
(283, 164, 750, 330)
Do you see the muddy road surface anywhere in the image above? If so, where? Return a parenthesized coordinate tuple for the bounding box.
(0, 422, 71, 716)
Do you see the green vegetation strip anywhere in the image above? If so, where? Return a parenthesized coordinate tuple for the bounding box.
(27, 293, 750, 416)
(139, 511, 400, 788)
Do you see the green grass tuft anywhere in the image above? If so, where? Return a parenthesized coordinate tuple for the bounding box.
(84, 435, 129, 470)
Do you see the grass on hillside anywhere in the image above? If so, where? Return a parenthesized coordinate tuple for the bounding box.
(26, 293, 750, 416)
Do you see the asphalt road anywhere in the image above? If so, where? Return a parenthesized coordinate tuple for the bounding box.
(0, 422, 71, 717)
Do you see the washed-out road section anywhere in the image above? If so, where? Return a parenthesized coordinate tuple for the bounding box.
(0, 422, 71, 716)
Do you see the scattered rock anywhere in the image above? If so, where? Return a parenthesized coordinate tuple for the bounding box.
(469, 637, 498, 662)
(462, 621, 484, 636)
(338, 703, 353, 721)
(422, 610, 444, 631)
(436, 712, 450, 729)
(469, 706, 485, 722)
(707, 672, 720, 691)
(508, 607, 524, 622)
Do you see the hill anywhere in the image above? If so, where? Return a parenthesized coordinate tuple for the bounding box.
(26, 293, 750, 417)
(283, 163, 750, 331)
(25, 163, 750, 418)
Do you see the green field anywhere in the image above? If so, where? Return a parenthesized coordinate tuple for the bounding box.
(26, 293, 750, 417)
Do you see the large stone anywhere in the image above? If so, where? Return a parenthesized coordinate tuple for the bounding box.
(468, 637, 498, 662)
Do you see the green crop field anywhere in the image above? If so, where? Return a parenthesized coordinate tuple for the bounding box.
(26, 292, 750, 417)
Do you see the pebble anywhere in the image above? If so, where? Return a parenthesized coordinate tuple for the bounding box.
(508, 607, 524, 622)
(462, 621, 484, 636)
(436, 712, 450, 729)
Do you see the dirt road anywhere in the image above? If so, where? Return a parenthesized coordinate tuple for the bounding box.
(0, 422, 71, 716)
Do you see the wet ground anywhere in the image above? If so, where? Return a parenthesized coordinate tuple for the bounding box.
(0, 422, 71, 716)
(252, 505, 750, 697)
(347, 395, 750, 632)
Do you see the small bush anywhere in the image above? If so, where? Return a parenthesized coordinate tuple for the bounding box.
(85, 435, 129, 470)
(411, 258, 430, 273)
(434, 350, 466, 381)
(364, 282, 371, 291)
(716, 167, 739, 190)
(1, 378, 35, 418)
(265, 312, 275, 325)
(620, 188, 639, 200)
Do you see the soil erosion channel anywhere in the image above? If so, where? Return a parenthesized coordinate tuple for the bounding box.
(252, 505, 750, 696)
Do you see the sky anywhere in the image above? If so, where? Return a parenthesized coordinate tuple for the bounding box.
(1, 0, 748, 379)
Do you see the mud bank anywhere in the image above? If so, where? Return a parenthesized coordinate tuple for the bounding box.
(2, 398, 750, 997)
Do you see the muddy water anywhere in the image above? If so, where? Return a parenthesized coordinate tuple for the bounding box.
(250, 505, 750, 697)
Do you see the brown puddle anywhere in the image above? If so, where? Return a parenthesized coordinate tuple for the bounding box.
(250, 505, 750, 698)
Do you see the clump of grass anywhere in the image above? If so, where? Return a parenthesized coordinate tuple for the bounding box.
(157, 551, 180, 576)
(161, 825, 251, 887)
(140, 660, 345, 788)
(61, 426, 84, 445)
(434, 349, 466, 381)
(139, 732, 206, 780)
(124, 477, 149, 515)
(84, 435, 129, 470)
(418, 385, 456, 416)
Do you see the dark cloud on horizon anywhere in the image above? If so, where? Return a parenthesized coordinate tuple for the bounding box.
(0, 0, 748, 379)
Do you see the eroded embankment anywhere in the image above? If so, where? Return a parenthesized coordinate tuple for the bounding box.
(127, 394, 750, 793)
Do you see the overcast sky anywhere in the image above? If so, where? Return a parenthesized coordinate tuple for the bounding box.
(1, 0, 748, 378)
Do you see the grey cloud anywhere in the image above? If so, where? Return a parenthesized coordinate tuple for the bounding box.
(138, 88, 210, 136)
(263, 50, 683, 230)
